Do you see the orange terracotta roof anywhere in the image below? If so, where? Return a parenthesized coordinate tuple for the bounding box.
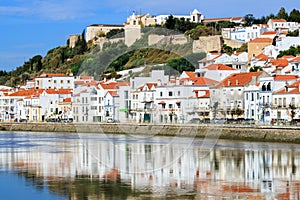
(249, 38, 273, 43)
(63, 97, 72, 102)
(108, 91, 119, 97)
(281, 55, 295, 59)
(291, 56, 300, 62)
(255, 53, 270, 61)
(204, 64, 235, 70)
(270, 19, 286, 22)
(117, 82, 130, 87)
(274, 75, 298, 81)
(44, 88, 72, 95)
(274, 80, 300, 94)
(146, 83, 158, 89)
(158, 101, 166, 104)
(183, 71, 196, 78)
(74, 81, 85, 85)
(214, 72, 262, 88)
(270, 58, 289, 67)
(262, 31, 277, 35)
(36, 73, 67, 78)
(100, 82, 118, 90)
(9, 89, 44, 97)
(82, 80, 99, 86)
(193, 77, 218, 86)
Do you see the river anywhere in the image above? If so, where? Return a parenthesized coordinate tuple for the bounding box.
(0, 131, 300, 199)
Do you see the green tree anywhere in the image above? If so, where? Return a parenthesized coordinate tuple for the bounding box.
(289, 9, 300, 22)
(276, 7, 289, 20)
(249, 66, 262, 72)
(244, 14, 255, 26)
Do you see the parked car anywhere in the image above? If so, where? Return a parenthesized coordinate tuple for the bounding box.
(46, 118, 58, 122)
(106, 118, 117, 123)
(188, 118, 201, 124)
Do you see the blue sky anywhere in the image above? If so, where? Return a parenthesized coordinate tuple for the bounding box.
(0, 0, 299, 71)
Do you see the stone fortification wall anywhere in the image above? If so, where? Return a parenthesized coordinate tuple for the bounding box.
(1, 123, 300, 144)
(223, 39, 244, 49)
(193, 35, 223, 53)
(148, 34, 188, 46)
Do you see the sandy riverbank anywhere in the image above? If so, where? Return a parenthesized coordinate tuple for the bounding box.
(0, 122, 300, 144)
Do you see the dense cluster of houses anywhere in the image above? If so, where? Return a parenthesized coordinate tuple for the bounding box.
(2, 15, 300, 124)
(1, 47, 300, 124)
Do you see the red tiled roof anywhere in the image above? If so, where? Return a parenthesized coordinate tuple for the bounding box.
(78, 76, 93, 80)
(255, 53, 270, 61)
(44, 88, 72, 95)
(274, 80, 300, 94)
(108, 91, 119, 97)
(281, 55, 295, 59)
(63, 97, 72, 102)
(158, 101, 166, 104)
(274, 75, 298, 81)
(36, 73, 67, 78)
(117, 82, 130, 87)
(270, 58, 289, 67)
(100, 82, 118, 90)
(249, 38, 273, 43)
(204, 64, 235, 70)
(183, 71, 196, 78)
(262, 31, 277, 35)
(291, 56, 300, 62)
(270, 19, 286, 23)
(214, 72, 262, 88)
(193, 77, 218, 86)
(9, 89, 44, 97)
(146, 83, 158, 90)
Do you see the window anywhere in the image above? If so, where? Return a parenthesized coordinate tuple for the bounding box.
(124, 91, 129, 99)
(169, 104, 173, 109)
(291, 97, 295, 106)
(162, 104, 166, 109)
(283, 97, 286, 107)
(61, 80, 63, 84)
(91, 97, 97, 101)
(160, 92, 163, 97)
(275, 98, 277, 105)
(82, 97, 84, 103)
(177, 91, 180, 96)
(54, 80, 57, 83)
(67, 80, 70, 84)
(251, 93, 254, 101)
(91, 106, 97, 110)
(251, 109, 255, 117)
(169, 91, 173, 96)
(246, 93, 248, 100)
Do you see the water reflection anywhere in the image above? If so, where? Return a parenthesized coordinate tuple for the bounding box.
(1, 131, 300, 199)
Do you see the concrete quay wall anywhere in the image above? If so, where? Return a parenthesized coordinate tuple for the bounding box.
(0, 123, 300, 144)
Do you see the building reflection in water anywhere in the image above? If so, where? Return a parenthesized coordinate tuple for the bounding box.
(1, 132, 300, 199)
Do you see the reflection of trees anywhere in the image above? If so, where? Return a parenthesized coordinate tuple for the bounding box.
(16, 171, 133, 200)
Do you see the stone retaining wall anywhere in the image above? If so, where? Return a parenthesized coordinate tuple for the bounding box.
(0, 123, 300, 144)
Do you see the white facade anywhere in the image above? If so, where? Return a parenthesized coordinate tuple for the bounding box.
(35, 74, 74, 89)
(244, 85, 260, 121)
(222, 25, 267, 43)
(267, 19, 299, 32)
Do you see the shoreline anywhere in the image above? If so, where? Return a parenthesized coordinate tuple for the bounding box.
(1, 122, 300, 144)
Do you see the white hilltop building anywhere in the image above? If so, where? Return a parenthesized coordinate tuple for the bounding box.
(154, 8, 204, 25)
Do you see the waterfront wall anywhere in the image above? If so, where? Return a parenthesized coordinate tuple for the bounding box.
(1, 123, 300, 144)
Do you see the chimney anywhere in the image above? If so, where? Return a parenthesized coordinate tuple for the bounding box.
(236, 79, 239, 85)
(175, 77, 180, 85)
(228, 79, 231, 86)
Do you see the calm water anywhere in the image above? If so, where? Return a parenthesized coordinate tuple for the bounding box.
(0, 131, 300, 199)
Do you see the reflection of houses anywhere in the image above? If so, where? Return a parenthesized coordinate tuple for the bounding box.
(3, 134, 300, 198)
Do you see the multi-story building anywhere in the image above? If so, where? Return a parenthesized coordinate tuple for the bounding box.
(267, 19, 299, 33)
(34, 73, 74, 89)
(210, 71, 269, 119)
